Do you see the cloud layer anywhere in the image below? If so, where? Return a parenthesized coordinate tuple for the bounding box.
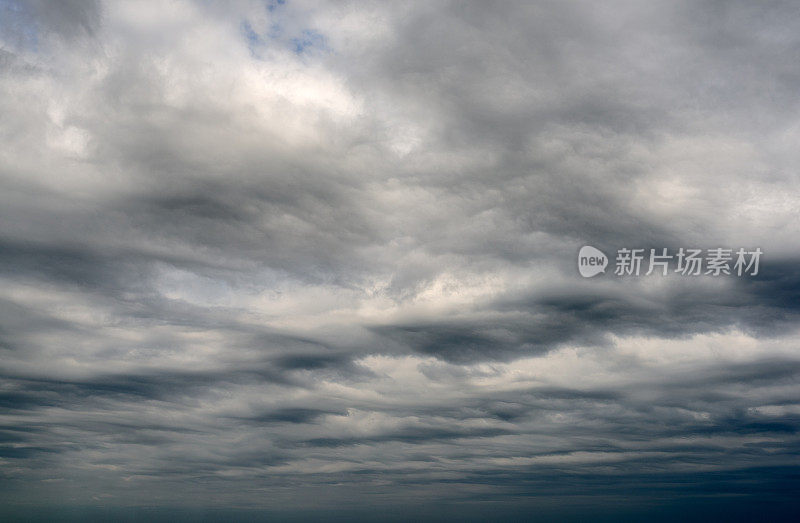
(1, 0, 799, 519)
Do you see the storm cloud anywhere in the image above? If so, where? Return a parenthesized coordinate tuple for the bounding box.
(1, 0, 799, 520)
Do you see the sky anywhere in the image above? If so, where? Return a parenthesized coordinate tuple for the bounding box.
(1, 1, 800, 521)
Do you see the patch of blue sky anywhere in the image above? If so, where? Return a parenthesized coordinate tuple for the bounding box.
(240, 19, 328, 60)
(239, 1, 329, 59)
(266, 0, 286, 13)
(241, 20, 261, 46)
(290, 29, 327, 55)
(0, 0, 40, 53)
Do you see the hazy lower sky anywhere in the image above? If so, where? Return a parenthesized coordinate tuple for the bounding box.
(1, 1, 799, 521)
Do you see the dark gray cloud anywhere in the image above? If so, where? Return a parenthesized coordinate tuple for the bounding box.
(1, 0, 800, 520)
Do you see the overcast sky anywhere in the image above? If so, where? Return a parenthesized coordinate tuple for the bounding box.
(1, 1, 800, 521)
